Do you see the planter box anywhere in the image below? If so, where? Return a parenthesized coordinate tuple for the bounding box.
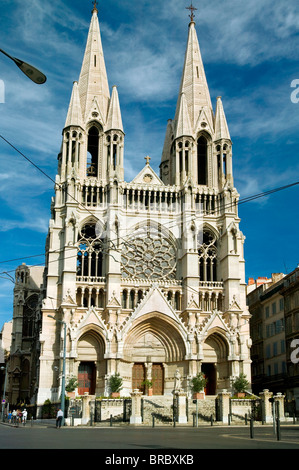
(110, 392, 120, 398)
(193, 392, 205, 399)
(236, 392, 246, 398)
(148, 389, 153, 396)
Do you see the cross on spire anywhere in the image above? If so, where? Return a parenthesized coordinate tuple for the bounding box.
(145, 156, 151, 165)
(186, 2, 197, 22)
(92, 1, 98, 14)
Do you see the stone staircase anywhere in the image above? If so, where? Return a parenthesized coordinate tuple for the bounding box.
(142, 395, 218, 425)
(142, 395, 175, 425)
(189, 395, 217, 423)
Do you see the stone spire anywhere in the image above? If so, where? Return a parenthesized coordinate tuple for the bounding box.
(106, 85, 124, 133)
(174, 18, 213, 132)
(174, 92, 193, 139)
(64, 81, 84, 129)
(215, 96, 231, 141)
(78, 6, 110, 124)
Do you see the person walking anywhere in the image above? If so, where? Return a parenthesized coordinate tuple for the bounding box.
(56, 409, 63, 428)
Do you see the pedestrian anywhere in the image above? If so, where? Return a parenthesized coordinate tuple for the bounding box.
(17, 409, 22, 424)
(22, 409, 28, 426)
(12, 410, 17, 424)
(56, 409, 63, 428)
(8, 411, 12, 424)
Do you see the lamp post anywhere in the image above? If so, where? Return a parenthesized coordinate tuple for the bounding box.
(48, 315, 66, 426)
(0, 48, 47, 84)
(1, 363, 8, 422)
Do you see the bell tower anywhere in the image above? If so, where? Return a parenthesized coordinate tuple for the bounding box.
(160, 9, 233, 191)
(58, 4, 124, 184)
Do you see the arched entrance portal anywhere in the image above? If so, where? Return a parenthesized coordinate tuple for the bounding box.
(77, 328, 106, 395)
(125, 314, 186, 395)
(202, 331, 229, 394)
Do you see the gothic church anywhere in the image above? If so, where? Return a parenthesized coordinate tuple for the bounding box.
(9, 4, 251, 405)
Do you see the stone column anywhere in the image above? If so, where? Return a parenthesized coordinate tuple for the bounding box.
(218, 390, 231, 424)
(81, 393, 95, 425)
(130, 390, 143, 425)
(274, 392, 285, 420)
(259, 389, 273, 423)
(174, 391, 188, 424)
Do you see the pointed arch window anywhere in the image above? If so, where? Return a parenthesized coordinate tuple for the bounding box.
(197, 136, 208, 185)
(23, 294, 38, 338)
(77, 221, 105, 280)
(198, 229, 218, 282)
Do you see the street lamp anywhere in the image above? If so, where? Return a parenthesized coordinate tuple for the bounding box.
(48, 315, 66, 426)
(1, 364, 8, 422)
(0, 48, 47, 84)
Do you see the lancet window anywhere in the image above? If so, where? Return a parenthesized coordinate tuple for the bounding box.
(197, 136, 208, 185)
(77, 221, 104, 280)
(22, 294, 38, 338)
(87, 125, 101, 177)
(198, 229, 218, 282)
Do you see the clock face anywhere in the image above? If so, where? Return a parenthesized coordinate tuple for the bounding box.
(121, 225, 177, 280)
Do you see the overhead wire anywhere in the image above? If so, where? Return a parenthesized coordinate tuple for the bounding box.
(0, 133, 298, 282)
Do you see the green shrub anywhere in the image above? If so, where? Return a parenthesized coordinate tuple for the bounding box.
(232, 373, 250, 393)
(191, 372, 207, 393)
(109, 373, 123, 393)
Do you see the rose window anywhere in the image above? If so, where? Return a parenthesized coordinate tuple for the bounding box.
(121, 226, 177, 280)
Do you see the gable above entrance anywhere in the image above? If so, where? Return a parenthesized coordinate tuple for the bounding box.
(130, 158, 164, 186)
(120, 285, 188, 340)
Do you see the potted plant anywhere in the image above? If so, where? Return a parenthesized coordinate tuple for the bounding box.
(109, 373, 123, 398)
(191, 372, 207, 399)
(141, 379, 154, 396)
(232, 373, 250, 398)
(65, 376, 78, 398)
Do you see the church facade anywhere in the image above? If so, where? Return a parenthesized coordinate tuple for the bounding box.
(9, 5, 251, 405)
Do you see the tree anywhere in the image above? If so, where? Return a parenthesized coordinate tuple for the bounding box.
(191, 372, 207, 393)
(232, 373, 250, 393)
(109, 373, 123, 394)
(65, 376, 78, 393)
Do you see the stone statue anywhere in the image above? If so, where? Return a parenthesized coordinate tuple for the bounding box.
(174, 369, 182, 391)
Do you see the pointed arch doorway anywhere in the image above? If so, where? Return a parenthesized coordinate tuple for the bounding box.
(76, 328, 106, 396)
(202, 331, 230, 395)
(126, 313, 186, 396)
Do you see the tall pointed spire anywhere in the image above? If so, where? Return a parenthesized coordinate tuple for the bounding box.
(106, 86, 124, 133)
(175, 14, 213, 131)
(175, 92, 192, 139)
(215, 96, 231, 141)
(78, 6, 110, 124)
(64, 81, 83, 129)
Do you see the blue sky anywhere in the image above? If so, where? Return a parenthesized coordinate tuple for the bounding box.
(0, 0, 298, 328)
